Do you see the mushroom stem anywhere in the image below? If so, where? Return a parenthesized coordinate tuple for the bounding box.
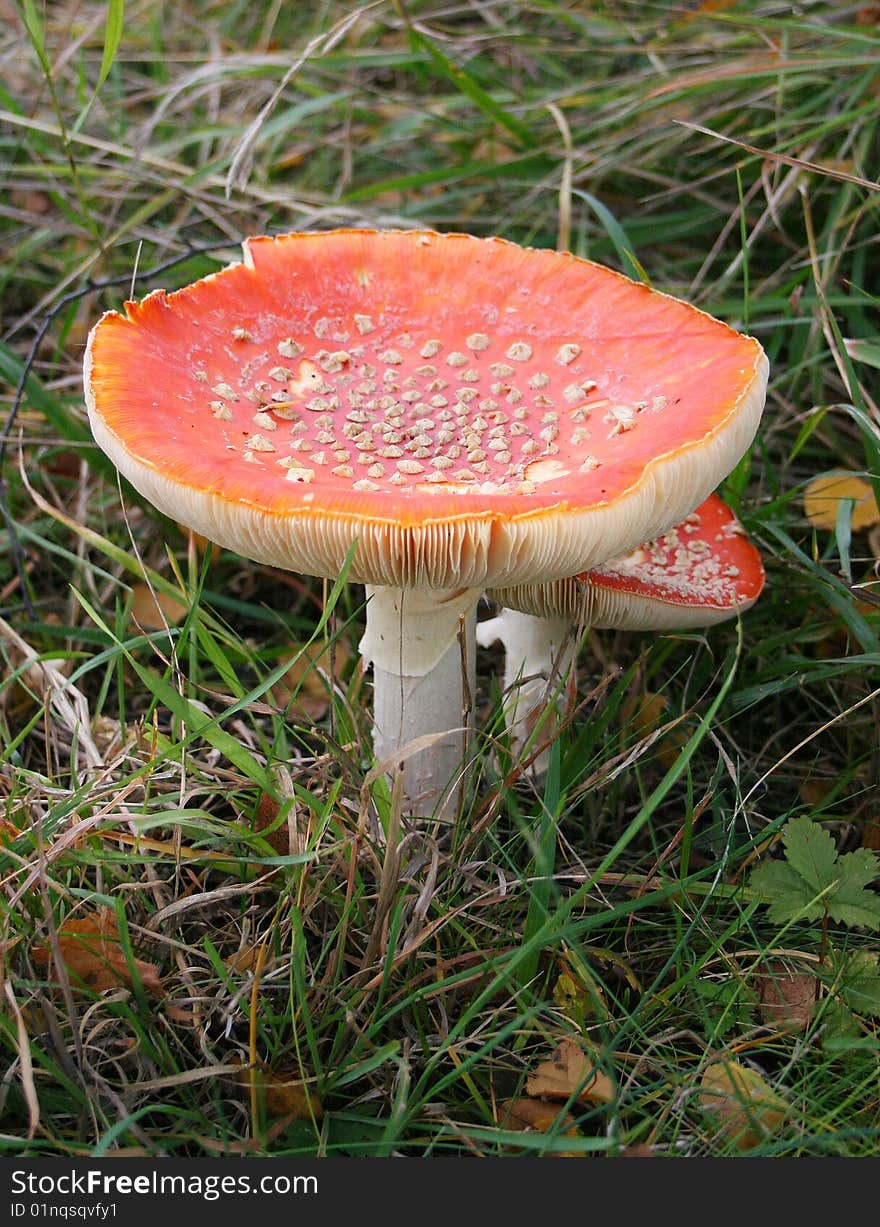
(476, 608, 577, 771)
(361, 586, 480, 818)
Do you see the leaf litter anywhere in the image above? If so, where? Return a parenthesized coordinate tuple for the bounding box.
(32, 907, 163, 997)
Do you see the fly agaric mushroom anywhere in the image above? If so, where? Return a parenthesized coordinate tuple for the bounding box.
(84, 229, 767, 816)
(476, 493, 765, 766)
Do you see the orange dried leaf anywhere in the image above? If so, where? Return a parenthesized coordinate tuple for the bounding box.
(224, 943, 277, 974)
(699, 1060, 788, 1150)
(499, 1097, 580, 1141)
(628, 690, 669, 736)
(32, 908, 163, 997)
(0, 813, 25, 842)
(129, 584, 188, 630)
(525, 1036, 615, 1105)
(621, 691, 688, 770)
(803, 474, 880, 532)
(236, 1064, 322, 1121)
(254, 792, 289, 856)
(861, 820, 880, 852)
(756, 961, 816, 1034)
(798, 777, 835, 808)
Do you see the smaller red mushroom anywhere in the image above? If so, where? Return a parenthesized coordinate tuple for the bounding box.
(476, 494, 765, 766)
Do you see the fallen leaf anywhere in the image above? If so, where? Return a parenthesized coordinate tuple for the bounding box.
(622, 690, 666, 737)
(803, 474, 880, 532)
(9, 187, 52, 215)
(525, 1037, 615, 1105)
(273, 638, 351, 719)
(552, 971, 593, 1023)
(42, 450, 83, 480)
(224, 943, 277, 974)
(797, 776, 835, 808)
(621, 691, 688, 770)
(32, 908, 163, 996)
(92, 714, 132, 759)
(699, 1060, 788, 1150)
(860, 819, 880, 852)
(253, 792, 291, 856)
(756, 960, 815, 1034)
(235, 1064, 322, 1121)
(498, 1098, 580, 1150)
(0, 816, 21, 843)
(833, 949, 880, 1019)
(129, 584, 188, 630)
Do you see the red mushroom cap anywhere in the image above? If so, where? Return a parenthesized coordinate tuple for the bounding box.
(85, 230, 768, 589)
(487, 494, 765, 626)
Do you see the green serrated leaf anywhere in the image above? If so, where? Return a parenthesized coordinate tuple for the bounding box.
(820, 996, 861, 1043)
(829, 848, 880, 930)
(781, 816, 839, 893)
(693, 977, 756, 1039)
(827, 896, 880, 931)
(751, 819, 880, 931)
(836, 848, 880, 892)
(749, 859, 826, 925)
(836, 951, 880, 1017)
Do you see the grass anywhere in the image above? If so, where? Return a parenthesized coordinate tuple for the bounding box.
(1, 0, 879, 1158)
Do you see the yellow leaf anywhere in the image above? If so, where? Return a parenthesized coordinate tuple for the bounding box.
(803, 474, 880, 532)
(525, 1037, 615, 1105)
(552, 971, 594, 1022)
(129, 584, 188, 630)
(699, 1060, 788, 1150)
